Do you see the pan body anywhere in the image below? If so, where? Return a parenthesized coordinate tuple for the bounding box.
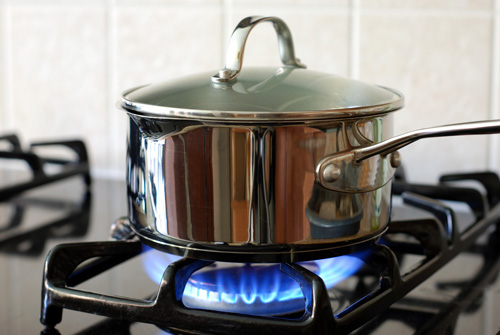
(126, 114, 394, 262)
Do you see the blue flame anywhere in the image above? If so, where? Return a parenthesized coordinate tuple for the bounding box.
(143, 248, 366, 315)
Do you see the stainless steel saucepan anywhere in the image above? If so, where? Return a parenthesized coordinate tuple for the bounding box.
(120, 16, 500, 262)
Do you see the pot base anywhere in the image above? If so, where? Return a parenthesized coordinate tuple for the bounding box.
(131, 223, 387, 263)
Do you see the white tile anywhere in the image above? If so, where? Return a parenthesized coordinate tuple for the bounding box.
(361, 0, 492, 11)
(232, 0, 349, 6)
(359, 13, 493, 182)
(10, 6, 108, 170)
(491, 10, 500, 171)
(0, 3, 10, 134)
(111, 7, 223, 173)
(114, 7, 222, 91)
(0, 4, 4, 134)
(118, 0, 220, 5)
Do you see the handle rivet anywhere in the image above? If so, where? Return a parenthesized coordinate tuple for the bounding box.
(390, 151, 402, 168)
(323, 164, 341, 183)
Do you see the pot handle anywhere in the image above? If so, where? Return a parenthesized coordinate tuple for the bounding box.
(211, 16, 306, 83)
(316, 120, 500, 193)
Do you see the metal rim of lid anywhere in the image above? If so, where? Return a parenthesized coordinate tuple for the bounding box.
(121, 85, 404, 123)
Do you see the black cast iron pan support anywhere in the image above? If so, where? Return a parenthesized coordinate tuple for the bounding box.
(40, 181, 500, 334)
(0, 134, 90, 201)
(36, 230, 450, 335)
(41, 240, 338, 335)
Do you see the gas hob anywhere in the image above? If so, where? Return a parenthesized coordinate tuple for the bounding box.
(0, 137, 499, 334)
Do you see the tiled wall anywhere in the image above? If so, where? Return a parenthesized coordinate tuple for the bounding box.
(1, 0, 499, 183)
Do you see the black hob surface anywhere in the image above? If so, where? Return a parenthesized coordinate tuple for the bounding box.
(1, 168, 500, 335)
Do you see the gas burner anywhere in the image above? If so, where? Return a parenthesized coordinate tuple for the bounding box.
(39, 172, 500, 334)
(142, 248, 366, 316)
(0, 134, 90, 201)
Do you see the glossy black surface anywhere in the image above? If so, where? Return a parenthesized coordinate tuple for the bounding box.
(1, 167, 500, 334)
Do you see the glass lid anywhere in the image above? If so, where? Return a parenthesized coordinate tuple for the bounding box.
(121, 16, 404, 122)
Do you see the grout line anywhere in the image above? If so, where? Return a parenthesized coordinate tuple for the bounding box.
(1, 0, 13, 132)
(488, 0, 499, 171)
(349, 0, 360, 79)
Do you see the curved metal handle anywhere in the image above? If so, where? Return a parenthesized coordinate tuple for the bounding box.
(212, 16, 306, 83)
(317, 120, 500, 193)
(353, 120, 500, 162)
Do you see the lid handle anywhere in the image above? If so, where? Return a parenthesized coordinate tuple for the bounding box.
(212, 16, 306, 83)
